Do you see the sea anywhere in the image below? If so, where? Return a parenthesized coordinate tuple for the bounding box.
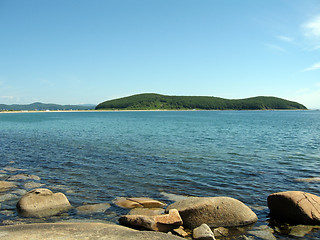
(0, 110, 320, 239)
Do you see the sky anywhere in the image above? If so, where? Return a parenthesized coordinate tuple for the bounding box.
(0, 0, 320, 109)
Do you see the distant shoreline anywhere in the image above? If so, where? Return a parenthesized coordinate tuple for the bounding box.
(0, 109, 311, 114)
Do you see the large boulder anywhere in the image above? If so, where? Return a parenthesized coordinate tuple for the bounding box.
(0, 181, 17, 192)
(119, 209, 183, 232)
(267, 191, 320, 224)
(16, 188, 71, 217)
(166, 197, 257, 229)
(0, 222, 185, 240)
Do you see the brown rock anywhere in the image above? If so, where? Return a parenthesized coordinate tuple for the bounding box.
(172, 226, 189, 237)
(16, 188, 71, 217)
(154, 209, 183, 225)
(267, 191, 320, 224)
(119, 209, 183, 232)
(115, 197, 166, 209)
(0, 181, 17, 192)
(166, 197, 257, 229)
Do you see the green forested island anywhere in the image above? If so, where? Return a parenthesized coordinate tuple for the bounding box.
(95, 93, 307, 110)
(0, 102, 95, 111)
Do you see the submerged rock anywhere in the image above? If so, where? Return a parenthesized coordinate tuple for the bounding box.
(8, 174, 40, 181)
(248, 225, 276, 240)
(129, 208, 164, 216)
(16, 188, 71, 217)
(0, 181, 17, 192)
(0, 193, 18, 202)
(23, 182, 44, 189)
(294, 177, 320, 183)
(267, 191, 320, 224)
(76, 203, 111, 214)
(166, 197, 257, 229)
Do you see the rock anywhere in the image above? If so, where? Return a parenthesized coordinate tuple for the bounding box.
(267, 191, 320, 224)
(119, 209, 183, 232)
(248, 225, 276, 240)
(288, 225, 317, 237)
(11, 189, 27, 196)
(23, 182, 44, 189)
(115, 197, 166, 209)
(16, 188, 72, 217)
(76, 203, 111, 214)
(0, 222, 185, 239)
(294, 177, 320, 183)
(213, 227, 229, 237)
(3, 167, 26, 172)
(160, 192, 190, 202)
(8, 174, 41, 181)
(166, 197, 258, 229)
(172, 226, 189, 237)
(0, 193, 18, 202)
(0, 181, 17, 192)
(193, 224, 215, 240)
(129, 208, 165, 216)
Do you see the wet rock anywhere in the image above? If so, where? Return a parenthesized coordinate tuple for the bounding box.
(119, 209, 183, 232)
(3, 167, 26, 172)
(129, 208, 164, 216)
(166, 197, 258, 229)
(0, 170, 7, 173)
(0, 210, 14, 217)
(115, 197, 166, 209)
(294, 177, 320, 183)
(23, 182, 44, 189)
(248, 225, 276, 240)
(0, 181, 17, 192)
(267, 191, 320, 224)
(193, 223, 215, 240)
(8, 174, 40, 181)
(213, 227, 229, 237)
(0, 222, 185, 239)
(76, 203, 111, 214)
(160, 192, 190, 202)
(0, 193, 18, 202)
(11, 189, 27, 196)
(16, 188, 71, 217)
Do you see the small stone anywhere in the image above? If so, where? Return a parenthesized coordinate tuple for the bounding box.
(193, 223, 215, 240)
(76, 203, 111, 214)
(172, 226, 189, 237)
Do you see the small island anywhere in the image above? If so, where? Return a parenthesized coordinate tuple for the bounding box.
(95, 93, 307, 110)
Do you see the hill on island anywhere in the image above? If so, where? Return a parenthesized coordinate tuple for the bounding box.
(0, 102, 95, 111)
(95, 93, 307, 110)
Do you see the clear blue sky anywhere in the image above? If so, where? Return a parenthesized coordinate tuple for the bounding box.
(0, 0, 320, 108)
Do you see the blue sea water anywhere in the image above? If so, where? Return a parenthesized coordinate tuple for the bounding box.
(0, 110, 320, 238)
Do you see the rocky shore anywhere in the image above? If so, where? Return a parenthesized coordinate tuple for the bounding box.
(1, 165, 320, 239)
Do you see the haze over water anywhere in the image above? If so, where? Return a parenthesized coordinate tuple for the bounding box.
(1, 110, 320, 238)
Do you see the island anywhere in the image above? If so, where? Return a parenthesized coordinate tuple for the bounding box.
(95, 93, 307, 110)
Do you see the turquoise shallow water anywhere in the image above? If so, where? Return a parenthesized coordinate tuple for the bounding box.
(0, 110, 320, 238)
